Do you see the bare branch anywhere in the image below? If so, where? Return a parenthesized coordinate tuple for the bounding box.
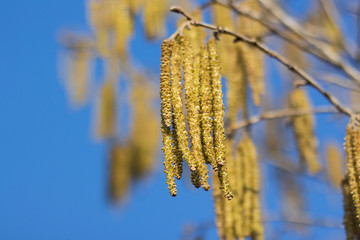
(169, 6, 354, 117)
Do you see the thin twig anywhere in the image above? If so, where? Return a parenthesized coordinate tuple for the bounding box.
(169, 6, 354, 118)
(229, 106, 342, 132)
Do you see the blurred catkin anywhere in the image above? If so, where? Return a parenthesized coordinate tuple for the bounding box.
(289, 88, 320, 174)
(326, 144, 344, 189)
(96, 80, 116, 139)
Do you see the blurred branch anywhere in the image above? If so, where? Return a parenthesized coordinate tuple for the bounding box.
(169, 6, 354, 117)
(228, 106, 342, 133)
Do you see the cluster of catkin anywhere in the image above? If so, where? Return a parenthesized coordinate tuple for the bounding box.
(289, 88, 321, 175)
(343, 117, 360, 239)
(213, 137, 263, 240)
(160, 36, 232, 199)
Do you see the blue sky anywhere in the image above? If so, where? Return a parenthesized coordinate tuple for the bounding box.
(0, 0, 349, 239)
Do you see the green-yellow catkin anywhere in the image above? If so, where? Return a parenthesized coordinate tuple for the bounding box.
(113, 1, 133, 61)
(289, 88, 321, 175)
(161, 117, 177, 197)
(212, 169, 226, 240)
(237, 0, 265, 106)
(224, 141, 236, 240)
(160, 40, 177, 196)
(208, 37, 233, 199)
(199, 46, 216, 168)
(325, 144, 344, 189)
(96, 80, 116, 139)
(171, 39, 197, 172)
(211, 4, 236, 79)
(143, 0, 167, 40)
(108, 144, 131, 202)
(342, 177, 360, 240)
(160, 40, 173, 128)
(87, 0, 110, 56)
(180, 35, 210, 190)
(171, 115, 183, 180)
(235, 136, 263, 240)
(67, 40, 91, 105)
(130, 76, 159, 179)
(344, 117, 360, 224)
(226, 45, 248, 126)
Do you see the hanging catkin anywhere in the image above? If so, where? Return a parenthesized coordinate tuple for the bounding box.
(208, 37, 232, 200)
(170, 39, 196, 172)
(160, 40, 177, 196)
(342, 177, 360, 240)
(344, 116, 360, 225)
(96, 80, 117, 139)
(325, 143, 344, 189)
(179, 35, 210, 190)
(199, 45, 216, 168)
(289, 88, 320, 174)
(237, 0, 265, 106)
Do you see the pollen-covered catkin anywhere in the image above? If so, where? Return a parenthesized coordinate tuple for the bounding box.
(342, 177, 360, 240)
(160, 39, 177, 196)
(344, 117, 360, 224)
(289, 88, 320, 174)
(208, 37, 232, 199)
(179, 35, 210, 190)
(171, 115, 183, 180)
(170, 39, 196, 172)
(199, 46, 216, 168)
(160, 40, 173, 128)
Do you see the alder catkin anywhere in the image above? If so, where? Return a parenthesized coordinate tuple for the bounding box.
(199, 46, 216, 168)
(180, 35, 210, 190)
(160, 40, 177, 196)
(342, 177, 360, 240)
(208, 37, 232, 199)
(289, 88, 320, 174)
(170, 39, 196, 172)
(325, 144, 344, 189)
(96, 80, 116, 139)
(344, 117, 360, 224)
(160, 40, 173, 128)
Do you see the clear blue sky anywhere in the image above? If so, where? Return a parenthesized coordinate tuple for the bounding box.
(0, 0, 349, 239)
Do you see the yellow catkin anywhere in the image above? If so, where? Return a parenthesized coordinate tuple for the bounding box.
(212, 170, 226, 240)
(208, 37, 233, 200)
(96, 80, 116, 139)
(226, 45, 247, 126)
(67, 40, 91, 105)
(325, 144, 344, 189)
(344, 117, 360, 224)
(143, 0, 167, 40)
(183, 9, 206, 53)
(171, 115, 183, 180)
(160, 40, 173, 128)
(237, 0, 265, 106)
(289, 88, 320, 174)
(130, 75, 159, 178)
(87, 0, 110, 56)
(179, 35, 210, 190)
(161, 117, 177, 197)
(108, 144, 131, 202)
(171, 39, 197, 172)
(160, 40, 176, 196)
(235, 136, 263, 240)
(113, 1, 133, 61)
(224, 141, 236, 240)
(199, 46, 216, 168)
(342, 177, 360, 240)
